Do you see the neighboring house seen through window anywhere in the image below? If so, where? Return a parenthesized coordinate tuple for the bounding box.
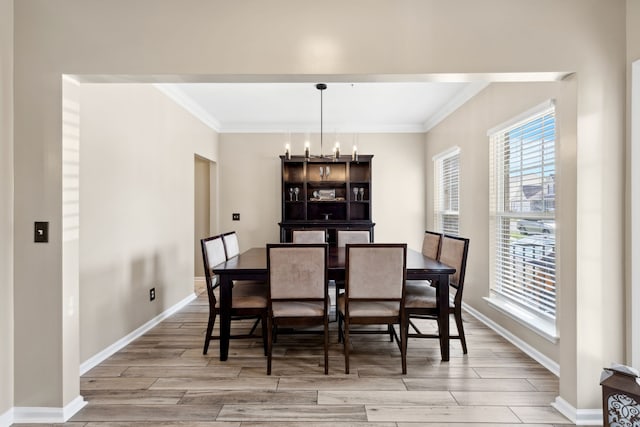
(487, 101, 557, 340)
(434, 147, 460, 236)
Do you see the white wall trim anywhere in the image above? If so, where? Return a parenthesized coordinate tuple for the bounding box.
(154, 84, 222, 132)
(11, 395, 87, 424)
(423, 81, 490, 132)
(462, 301, 560, 376)
(79, 292, 197, 375)
(551, 396, 602, 426)
(631, 59, 640, 368)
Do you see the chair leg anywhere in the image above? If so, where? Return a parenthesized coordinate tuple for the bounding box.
(324, 316, 329, 375)
(400, 315, 407, 375)
(388, 324, 393, 342)
(261, 312, 268, 356)
(202, 313, 215, 355)
(267, 316, 273, 375)
(454, 309, 467, 354)
(338, 313, 343, 343)
(344, 319, 350, 374)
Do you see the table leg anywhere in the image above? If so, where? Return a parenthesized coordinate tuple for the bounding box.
(219, 275, 232, 361)
(437, 273, 450, 361)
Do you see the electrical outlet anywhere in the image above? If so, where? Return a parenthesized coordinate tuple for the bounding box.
(232, 213, 240, 221)
(149, 288, 156, 301)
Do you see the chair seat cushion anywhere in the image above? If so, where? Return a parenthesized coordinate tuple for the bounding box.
(272, 301, 325, 317)
(215, 282, 267, 309)
(405, 282, 454, 309)
(337, 295, 399, 317)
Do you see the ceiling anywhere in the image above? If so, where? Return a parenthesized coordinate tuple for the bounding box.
(156, 81, 490, 134)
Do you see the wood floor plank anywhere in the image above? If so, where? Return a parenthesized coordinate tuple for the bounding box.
(217, 404, 367, 422)
(80, 390, 185, 405)
(122, 366, 242, 378)
(151, 377, 279, 391)
(366, 405, 521, 423)
(277, 377, 407, 391)
(81, 377, 158, 391)
(509, 406, 575, 424)
(403, 378, 537, 392)
(70, 404, 222, 422)
(240, 423, 395, 427)
(473, 366, 557, 379)
(83, 423, 238, 427)
(451, 391, 557, 406)
(396, 424, 552, 427)
(318, 390, 456, 405)
(180, 391, 317, 405)
(357, 365, 480, 379)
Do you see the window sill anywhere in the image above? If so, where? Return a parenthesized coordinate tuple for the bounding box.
(484, 296, 559, 343)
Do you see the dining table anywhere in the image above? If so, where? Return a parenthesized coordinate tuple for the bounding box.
(211, 246, 456, 362)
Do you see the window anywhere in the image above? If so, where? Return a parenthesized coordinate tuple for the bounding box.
(488, 101, 557, 338)
(434, 147, 460, 236)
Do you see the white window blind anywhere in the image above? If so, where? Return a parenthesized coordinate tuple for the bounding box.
(489, 102, 556, 321)
(434, 147, 460, 236)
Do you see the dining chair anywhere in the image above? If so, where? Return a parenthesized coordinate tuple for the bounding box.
(266, 243, 329, 375)
(422, 230, 443, 259)
(403, 234, 470, 353)
(338, 243, 407, 374)
(200, 235, 268, 355)
(337, 230, 371, 247)
(221, 231, 241, 259)
(292, 229, 326, 244)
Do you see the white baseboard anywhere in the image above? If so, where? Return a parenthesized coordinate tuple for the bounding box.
(552, 396, 602, 425)
(80, 292, 197, 375)
(0, 407, 13, 427)
(11, 395, 87, 424)
(462, 302, 560, 375)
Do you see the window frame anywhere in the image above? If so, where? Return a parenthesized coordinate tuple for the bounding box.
(486, 100, 559, 342)
(433, 146, 460, 236)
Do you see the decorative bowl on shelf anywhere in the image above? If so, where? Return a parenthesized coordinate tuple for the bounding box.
(310, 189, 339, 201)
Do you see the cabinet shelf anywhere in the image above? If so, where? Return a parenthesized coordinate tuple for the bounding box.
(308, 181, 346, 187)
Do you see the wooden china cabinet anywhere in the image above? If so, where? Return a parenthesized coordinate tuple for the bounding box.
(279, 154, 374, 245)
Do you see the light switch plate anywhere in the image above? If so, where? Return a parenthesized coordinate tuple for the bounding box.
(34, 221, 49, 243)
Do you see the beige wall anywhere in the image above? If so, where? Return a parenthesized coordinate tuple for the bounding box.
(78, 84, 218, 362)
(425, 81, 578, 364)
(0, 0, 13, 417)
(218, 133, 425, 251)
(9, 0, 627, 415)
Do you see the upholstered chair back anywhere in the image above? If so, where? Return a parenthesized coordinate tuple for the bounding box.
(204, 236, 227, 271)
(222, 231, 240, 259)
(337, 230, 370, 247)
(439, 235, 469, 291)
(421, 231, 442, 259)
(268, 245, 327, 300)
(346, 244, 406, 300)
(292, 230, 326, 244)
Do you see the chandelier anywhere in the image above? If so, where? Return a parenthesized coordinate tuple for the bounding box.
(284, 83, 358, 162)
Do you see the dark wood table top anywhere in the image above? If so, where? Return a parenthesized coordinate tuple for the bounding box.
(212, 246, 456, 276)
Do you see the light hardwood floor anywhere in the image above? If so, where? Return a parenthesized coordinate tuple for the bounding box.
(15, 290, 590, 426)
